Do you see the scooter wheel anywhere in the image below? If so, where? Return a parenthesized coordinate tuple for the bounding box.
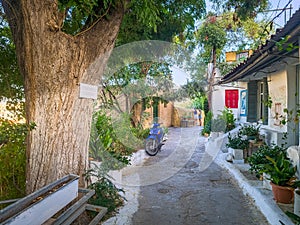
(145, 138, 159, 156)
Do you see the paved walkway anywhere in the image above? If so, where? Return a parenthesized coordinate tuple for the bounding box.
(103, 127, 270, 225)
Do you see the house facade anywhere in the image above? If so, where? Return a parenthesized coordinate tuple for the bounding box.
(219, 8, 300, 147)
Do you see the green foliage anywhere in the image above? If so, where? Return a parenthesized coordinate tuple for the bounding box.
(0, 121, 35, 205)
(218, 107, 235, 132)
(203, 97, 209, 115)
(90, 110, 133, 168)
(264, 151, 296, 186)
(217, 61, 238, 76)
(90, 110, 150, 168)
(201, 111, 213, 135)
(197, 16, 227, 63)
(280, 106, 300, 126)
(248, 144, 286, 177)
(181, 81, 205, 101)
(117, 0, 206, 45)
(275, 35, 300, 52)
(226, 133, 248, 150)
(58, 0, 206, 39)
(0, 11, 27, 204)
(201, 108, 234, 134)
(286, 211, 300, 225)
(210, 0, 268, 21)
(191, 95, 205, 110)
(0, 15, 24, 109)
(100, 62, 174, 112)
(85, 166, 125, 215)
(263, 96, 273, 109)
(87, 109, 153, 215)
(131, 126, 150, 140)
(239, 124, 260, 138)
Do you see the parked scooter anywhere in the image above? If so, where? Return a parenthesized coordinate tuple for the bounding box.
(145, 123, 166, 156)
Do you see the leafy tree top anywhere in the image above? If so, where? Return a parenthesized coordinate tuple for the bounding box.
(58, 0, 206, 41)
(209, 0, 268, 21)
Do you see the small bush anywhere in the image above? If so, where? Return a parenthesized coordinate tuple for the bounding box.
(226, 133, 249, 150)
(88, 177, 125, 213)
(218, 107, 236, 132)
(85, 167, 125, 218)
(239, 124, 260, 138)
(0, 120, 35, 205)
(248, 144, 286, 177)
(201, 111, 212, 135)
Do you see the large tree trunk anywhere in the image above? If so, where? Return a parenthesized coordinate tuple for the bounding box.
(3, 0, 124, 193)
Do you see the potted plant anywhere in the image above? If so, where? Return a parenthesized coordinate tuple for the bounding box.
(218, 107, 236, 132)
(263, 151, 297, 204)
(239, 124, 260, 141)
(248, 144, 284, 176)
(226, 133, 249, 162)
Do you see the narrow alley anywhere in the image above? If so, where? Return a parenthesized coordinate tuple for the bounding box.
(104, 127, 269, 225)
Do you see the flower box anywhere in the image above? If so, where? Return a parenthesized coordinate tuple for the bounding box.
(0, 174, 79, 225)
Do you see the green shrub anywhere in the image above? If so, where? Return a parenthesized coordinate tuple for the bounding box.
(85, 167, 125, 217)
(248, 144, 286, 177)
(90, 111, 132, 168)
(264, 151, 296, 186)
(239, 124, 260, 139)
(0, 120, 35, 205)
(218, 107, 236, 132)
(201, 111, 212, 135)
(226, 133, 249, 150)
(203, 97, 209, 115)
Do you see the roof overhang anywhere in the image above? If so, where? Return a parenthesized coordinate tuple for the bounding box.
(219, 8, 300, 84)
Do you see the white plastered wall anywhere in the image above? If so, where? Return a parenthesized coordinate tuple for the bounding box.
(267, 70, 287, 132)
(211, 82, 246, 120)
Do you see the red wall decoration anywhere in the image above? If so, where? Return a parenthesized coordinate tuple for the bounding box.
(225, 89, 239, 108)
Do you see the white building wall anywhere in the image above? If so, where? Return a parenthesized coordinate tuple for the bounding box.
(267, 70, 287, 133)
(211, 82, 246, 120)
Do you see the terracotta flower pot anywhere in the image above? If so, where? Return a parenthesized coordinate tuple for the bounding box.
(270, 182, 295, 204)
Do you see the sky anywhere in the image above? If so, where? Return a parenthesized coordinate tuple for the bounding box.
(171, 66, 190, 87)
(264, 0, 300, 29)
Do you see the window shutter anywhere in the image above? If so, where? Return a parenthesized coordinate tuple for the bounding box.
(247, 81, 257, 122)
(263, 78, 269, 125)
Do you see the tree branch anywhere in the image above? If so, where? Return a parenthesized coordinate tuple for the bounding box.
(78, 1, 128, 64)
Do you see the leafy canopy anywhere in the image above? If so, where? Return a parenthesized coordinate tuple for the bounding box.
(58, 0, 206, 40)
(209, 0, 268, 20)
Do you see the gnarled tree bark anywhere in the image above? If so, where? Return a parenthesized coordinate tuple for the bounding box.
(2, 0, 125, 193)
